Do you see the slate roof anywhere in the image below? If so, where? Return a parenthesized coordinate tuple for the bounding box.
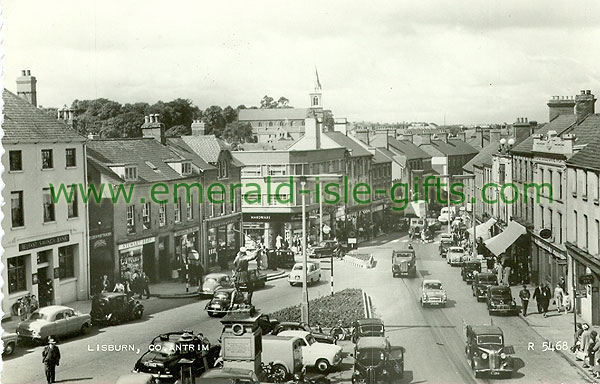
(181, 135, 230, 164)
(372, 148, 392, 164)
(511, 114, 576, 155)
(567, 135, 600, 171)
(2, 89, 86, 143)
(239, 108, 311, 121)
(463, 141, 499, 172)
(386, 137, 432, 160)
(428, 139, 479, 157)
(323, 132, 372, 158)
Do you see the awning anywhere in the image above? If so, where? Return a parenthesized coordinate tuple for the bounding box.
(484, 220, 527, 256)
(466, 218, 497, 241)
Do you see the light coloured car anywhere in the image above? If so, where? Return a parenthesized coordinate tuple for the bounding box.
(198, 273, 233, 296)
(278, 330, 343, 373)
(421, 279, 447, 307)
(2, 331, 18, 356)
(16, 305, 92, 342)
(288, 262, 321, 286)
(447, 246, 465, 266)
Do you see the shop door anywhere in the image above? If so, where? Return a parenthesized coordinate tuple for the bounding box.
(159, 237, 171, 280)
(143, 243, 156, 282)
(37, 267, 51, 307)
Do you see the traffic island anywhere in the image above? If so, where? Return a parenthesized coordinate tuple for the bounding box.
(343, 253, 376, 269)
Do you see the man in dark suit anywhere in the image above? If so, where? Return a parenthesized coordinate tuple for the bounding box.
(542, 284, 552, 317)
(42, 338, 60, 384)
(532, 284, 544, 314)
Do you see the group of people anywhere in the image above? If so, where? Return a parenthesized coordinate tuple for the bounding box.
(574, 323, 600, 378)
(517, 279, 569, 317)
(99, 269, 151, 299)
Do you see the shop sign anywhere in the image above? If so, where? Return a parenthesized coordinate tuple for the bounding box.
(579, 274, 595, 285)
(118, 236, 155, 251)
(174, 227, 199, 237)
(208, 214, 241, 228)
(19, 234, 70, 252)
(89, 232, 112, 241)
(243, 212, 304, 223)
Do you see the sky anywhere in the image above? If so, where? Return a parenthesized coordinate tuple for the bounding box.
(2, 0, 600, 125)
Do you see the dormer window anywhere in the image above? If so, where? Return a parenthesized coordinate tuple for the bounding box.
(218, 160, 229, 179)
(182, 162, 192, 175)
(124, 166, 138, 181)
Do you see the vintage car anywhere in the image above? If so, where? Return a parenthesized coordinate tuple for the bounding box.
(256, 314, 281, 336)
(271, 322, 336, 344)
(447, 246, 465, 266)
(278, 330, 343, 373)
(351, 336, 404, 384)
(351, 318, 385, 343)
(267, 249, 296, 269)
(237, 268, 267, 290)
(461, 261, 482, 283)
(16, 305, 92, 343)
(197, 367, 260, 384)
(2, 331, 18, 356)
(472, 273, 499, 301)
(198, 273, 234, 297)
(464, 324, 514, 378)
(486, 286, 518, 315)
(205, 289, 246, 317)
(420, 279, 447, 307)
(308, 240, 340, 258)
(392, 248, 416, 277)
(134, 331, 221, 382)
(439, 238, 453, 258)
(91, 292, 144, 325)
(288, 262, 322, 286)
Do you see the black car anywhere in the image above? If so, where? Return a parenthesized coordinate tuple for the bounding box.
(352, 337, 404, 384)
(309, 240, 341, 258)
(237, 269, 267, 291)
(472, 273, 498, 302)
(134, 331, 220, 382)
(486, 286, 517, 315)
(256, 314, 280, 336)
(461, 261, 482, 283)
(271, 322, 337, 344)
(352, 318, 385, 343)
(90, 292, 144, 325)
(465, 324, 514, 378)
(205, 289, 245, 317)
(267, 249, 297, 269)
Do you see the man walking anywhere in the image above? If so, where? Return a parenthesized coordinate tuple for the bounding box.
(42, 338, 60, 384)
(533, 283, 544, 314)
(519, 285, 531, 316)
(542, 284, 552, 317)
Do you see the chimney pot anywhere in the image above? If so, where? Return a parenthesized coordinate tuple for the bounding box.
(21, 70, 26, 76)
(587, 90, 592, 95)
(581, 90, 586, 95)
(27, 70, 31, 76)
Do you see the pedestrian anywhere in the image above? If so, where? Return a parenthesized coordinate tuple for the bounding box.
(586, 331, 598, 369)
(42, 337, 61, 384)
(131, 270, 141, 299)
(559, 276, 567, 292)
(141, 272, 151, 299)
(572, 323, 584, 353)
(113, 280, 125, 293)
(519, 285, 531, 316)
(275, 234, 283, 250)
(581, 324, 592, 363)
(533, 283, 544, 314)
(542, 284, 552, 317)
(100, 275, 110, 293)
(554, 283, 565, 313)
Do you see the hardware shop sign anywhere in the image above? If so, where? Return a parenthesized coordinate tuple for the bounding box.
(20, 234, 70, 252)
(118, 237, 156, 251)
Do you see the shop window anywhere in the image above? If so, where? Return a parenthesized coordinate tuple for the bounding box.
(59, 245, 75, 278)
(42, 188, 56, 222)
(143, 203, 151, 230)
(11, 191, 24, 228)
(9, 150, 22, 171)
(65, 148, 77, 167)
(159, 203, 167, 227)
(127, 205, 135, 233)
(41, 149, 53, 169)
(67, 186, 78, 218)
(8, 256, 26, 293)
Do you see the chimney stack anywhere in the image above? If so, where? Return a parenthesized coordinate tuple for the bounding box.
(191, 120, 206, 136)
(575, 90, 596, 123)
(412, 134, 431, 146)
(303, 117, 321, 149)
(142, 114, 166, 145)
(16, 69, 37, 107)
(489, 129, 502, 143)
(547, 95, 575, 122)
(333, 118, 348, 135)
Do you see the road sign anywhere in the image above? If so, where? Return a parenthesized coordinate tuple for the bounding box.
(579, 274, 594, 285)
(539, 228, 552, 239)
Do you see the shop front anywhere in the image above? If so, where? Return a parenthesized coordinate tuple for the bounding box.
(174, 226, 200, 265)
(567, 241, 600, 326)
(243, 212, 304, 249)
(89, 231, 114, 294)
(205, 213, 242, 272)
(117, 237, 156, 282)
(532, 234, 566, 288)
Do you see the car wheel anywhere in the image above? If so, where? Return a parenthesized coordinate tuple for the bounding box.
(272, 364, 288, 380)
(3, 342, 15, 356)
(207, 312, 216, 318)
(80, 323, 91, 335)
(289, 282, 295, 286)
(316, 358, 331, 373)
(471, 359, 479, 377)
(134, 308, 143, 319)
(421, 299, 425, 308)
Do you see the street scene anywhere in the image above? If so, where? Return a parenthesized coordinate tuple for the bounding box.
(3, 1, 600, 384)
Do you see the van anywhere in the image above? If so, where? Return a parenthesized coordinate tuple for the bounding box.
(262, 335, 304, 378)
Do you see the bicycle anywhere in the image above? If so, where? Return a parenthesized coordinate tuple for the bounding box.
(261, 362, 288, 383)
(11, 294, 39, 320)
(329, 320, 355, 342)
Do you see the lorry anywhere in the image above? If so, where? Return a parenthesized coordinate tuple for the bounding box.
(392, 247, 416, 277)
(262, 335, 304, 380)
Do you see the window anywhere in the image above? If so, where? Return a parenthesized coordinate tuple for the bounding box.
(540, 206, 545, 229)
(174, 197, 182, 223)
(124, 166, 138, 181)
(596, 172, 600, 201)
(143, 203, 151, 230)
(585, 215, 589, 249)
(219, 160, 229, 178)
(65, 148, 76, 167)
(574, 210, 578, 246)
(187, 199, 193, 220)
(571, 169, 577, 196)
(558, 171, 563, 200)
(8, 256, 26, 293)
(583, 171, 588, 199)
(42, 188, 55, 222)
(182, 162, 192, 175)
(268, 122, 273, 127)
(58, 245, 75, 278)
(41, 149, 53, 169)
(159, 203, 166, 227)
(258, 122, 262, 127)
(127, 205, 135, 234)
(549, 209, 553, 235)
(9, 150, 22, 171)
(596, 219, 600, 256)
(11, 191, 24, 227)
(558, 212, 563, 244)
(67, 186, 78, 218)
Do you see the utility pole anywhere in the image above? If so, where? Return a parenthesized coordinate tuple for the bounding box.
(300, 176, 309, 323)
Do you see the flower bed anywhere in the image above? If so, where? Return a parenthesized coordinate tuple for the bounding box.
(269, 288, 364, 327)
(346, 253, 371, 261)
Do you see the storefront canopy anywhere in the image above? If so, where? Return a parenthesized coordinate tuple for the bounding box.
(484, 220, 527, 256)
(466, 218, 497, 241)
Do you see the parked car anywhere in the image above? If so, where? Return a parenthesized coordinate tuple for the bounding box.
(447, 246, 465, 266)
(472, 273, 498, 301)
(486, 286, 517, 315)
(91, 292, 144, 325)
(288, 262, 321, 286)
(268, 249, 297, 269)
(420, 279, 447, 307)
(16, 305, 92, 343)
(257, 314, 281, 336)
(392, 248, 416, 277)
(198, 367, 260, 384)
(262, 334, 305, 379)
(277, 330, 343, 373)
(351, 318, 385, 343)
(439, 238, 453, 258)
(198, 273, 233, 297)
(2, 331, 18, 356)
(133, 331, 221, 382)
(271, 322, 336, 344)
(238, 268, 267, 290)
(426, 218, 441, 231)
(308, 240, 340, 258)
(352, 336, 404, 383)
(464, 324, 514, 378)
(205, 289, 245, 317)
(461, 261, 482, 284)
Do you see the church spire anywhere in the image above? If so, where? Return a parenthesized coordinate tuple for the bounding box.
(314, 66, 322, 92)
(310, 67, 323, 109)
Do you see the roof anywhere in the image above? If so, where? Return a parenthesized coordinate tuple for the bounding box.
(2, 89, 86, 143)
(425, 139, 479, 157)
(463, 141, 500, 172)
(238, 139, 298, 151)
(324, 132, 373, 157)
(239, 108, 311, 121)
(37, 305, 72, 315)
(278, 330, 311, 338)
(356, 336, 389, 350)
(423, 279, 442, 284)
(386, 137, 431, 160)
(469, 325, 503, 336)
(511, 114, 576, 154)
(372, 148, 392, 164)
(567, 134, 600, 171)
(180, 135, 230, 164)
(356, 318, 384, 326)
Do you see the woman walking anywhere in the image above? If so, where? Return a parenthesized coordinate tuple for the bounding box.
(554, 283, 565, 313)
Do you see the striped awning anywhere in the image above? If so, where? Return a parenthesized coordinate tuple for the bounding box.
(466, 217, 497, 241)
(484, 220, 527, 256)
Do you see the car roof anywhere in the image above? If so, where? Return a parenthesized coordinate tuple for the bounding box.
(449, 247, 463, 252)
(470, 325, 504, 336)
(464, 260, 480, 265)
(37, 305, 72, 315)
(490, 286, 510, 292)
(278, 321, 305, 326)
(356, 336, 388, 349)
(278, 330, 310, 338)
(423, 279, 442, 285)
(293, 262, 319, 267)
(477, 273, 495, 278)
(357, 318, 384, 326)
(441, 233, 453, 238)
(94, 292, 127, 299)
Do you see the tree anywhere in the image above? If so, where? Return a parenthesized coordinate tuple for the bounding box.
(222, 121, 254, 145)
(166, 125, 190, 137)
(323, 110, 335, 131)
(202, 105, 226, 137)
(260, 95, 277, 109)
(223, 105, 238, 124)
(277, 96, 291, 108)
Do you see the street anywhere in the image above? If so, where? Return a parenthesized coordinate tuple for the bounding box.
(2, 232, 589, 383)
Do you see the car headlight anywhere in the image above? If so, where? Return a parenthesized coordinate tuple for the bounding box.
(490, 302, 496, 307)
(442, 293, 447, 299)
(481, 352, 488, 359)
(511, 300, 516, 306)
(500, 353, 507, 359)
(31, 329, 40, 337)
